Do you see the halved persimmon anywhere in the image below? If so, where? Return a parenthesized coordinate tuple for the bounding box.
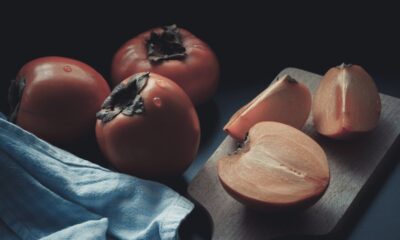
(218, 121, 330, 211)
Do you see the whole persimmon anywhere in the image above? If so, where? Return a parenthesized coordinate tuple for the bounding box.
(96, 72, 200, 179)
(8, 56, 110, 145)
(111, 24, 219, 105)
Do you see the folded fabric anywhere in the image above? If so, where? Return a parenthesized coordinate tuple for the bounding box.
(0, 113, 193, 240)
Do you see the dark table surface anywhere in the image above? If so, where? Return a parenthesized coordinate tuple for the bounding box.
(181, 72, 400, 240)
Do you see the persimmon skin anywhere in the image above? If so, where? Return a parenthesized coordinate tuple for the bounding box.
(312, 64, 381, 139)
(10, 56, 110, 145)
(111, 25, 219, 105)
(96, 73, 200, 179)
(224, 75, 312, 141)
(218, 122, 330, 212)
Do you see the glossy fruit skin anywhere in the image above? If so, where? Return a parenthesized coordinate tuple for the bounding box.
(111, 26, 219, 105)
(11, 56, 110, 145)
(96, 73, 201, 179)
(312, 64, 381, 139)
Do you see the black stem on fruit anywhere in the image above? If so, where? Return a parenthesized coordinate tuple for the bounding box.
(146, 24, 187, 63)
(8, 77, 26, 122)
(96, 72, 149, 123)
(337, 63, 352, 69)
(232, 133, 250, 155)
(285, 75, 298, 84)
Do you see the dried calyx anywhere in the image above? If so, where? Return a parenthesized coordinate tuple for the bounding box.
(232, 134, 249, 155)
(273, 75, 298, 84)
(8, 77, 26, 122)
(285, 75, 298, 84)
(337, 63, 352, 69)
(146, 24, 186, 62)
(96, 72, 149, 123)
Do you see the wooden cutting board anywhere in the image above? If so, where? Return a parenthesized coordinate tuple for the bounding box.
(187, 68, 400, 240)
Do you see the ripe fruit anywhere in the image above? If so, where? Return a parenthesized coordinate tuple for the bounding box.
(111, 24, 220, 105)
(224, 75, 312, 141)
(8, 56, 110, 145)
(95, 72, 200, 179)
(218, 121, 330, 211)
(312, 63, 381, 139)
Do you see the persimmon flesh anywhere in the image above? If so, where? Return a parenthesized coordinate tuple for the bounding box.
(224, 75, 311, 141)
(218, 121, 330, 211)
(312, 64, 381, 139)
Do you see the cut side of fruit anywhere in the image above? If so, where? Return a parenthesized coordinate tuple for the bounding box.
(312, 64, 381, 139)
(218, 121, 330, 211)
(224, 75, 312, 141)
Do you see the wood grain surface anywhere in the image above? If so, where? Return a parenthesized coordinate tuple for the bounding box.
(187, 68, 400, 240)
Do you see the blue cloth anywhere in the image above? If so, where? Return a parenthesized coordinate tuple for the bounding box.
(0, 113, 193, 240)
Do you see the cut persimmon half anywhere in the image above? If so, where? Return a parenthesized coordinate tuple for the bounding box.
(218, 121, 330, 211)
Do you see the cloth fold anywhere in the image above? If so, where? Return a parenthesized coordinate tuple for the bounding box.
(0, 113, 193, 240)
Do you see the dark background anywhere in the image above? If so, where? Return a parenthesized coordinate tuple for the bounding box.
(1, 1, 399, 113)
(1, 1, 399, 240)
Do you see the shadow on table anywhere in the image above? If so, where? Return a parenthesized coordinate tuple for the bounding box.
(196, 99, 220, 151)
(179, 199, 213, 240)
(328, 136, 400, 240)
